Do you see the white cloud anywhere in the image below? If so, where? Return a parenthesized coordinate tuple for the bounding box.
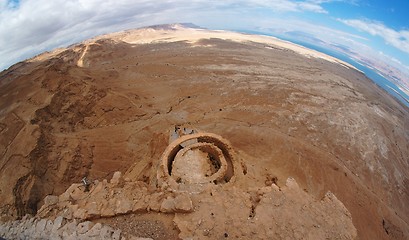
(254, 17, 367, 45)
(246, 0, 328, 13)
(339, 19, 409, 54)
(309, 0, 359, 5)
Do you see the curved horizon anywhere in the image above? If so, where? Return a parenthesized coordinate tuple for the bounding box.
(1, 0, 409, 107)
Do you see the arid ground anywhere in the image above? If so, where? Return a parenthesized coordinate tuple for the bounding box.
(0, 24, 408, 239)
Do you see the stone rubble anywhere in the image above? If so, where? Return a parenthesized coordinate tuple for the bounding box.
(37, 171, 193, 221)
(0, 215, 152, 240)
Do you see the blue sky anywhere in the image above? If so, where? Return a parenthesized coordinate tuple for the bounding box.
(0, 0, 408, 87)
(320, 0, 409, 65)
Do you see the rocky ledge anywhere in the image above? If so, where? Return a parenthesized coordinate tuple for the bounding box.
(0, 171, 357, 239)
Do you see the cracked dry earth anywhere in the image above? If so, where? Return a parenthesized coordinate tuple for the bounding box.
(0, 24, 409, 239)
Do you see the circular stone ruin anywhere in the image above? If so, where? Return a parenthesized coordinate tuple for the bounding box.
(158, 132, 236, 186)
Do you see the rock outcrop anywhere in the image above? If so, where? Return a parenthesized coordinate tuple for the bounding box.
(0, 172, 356, 240)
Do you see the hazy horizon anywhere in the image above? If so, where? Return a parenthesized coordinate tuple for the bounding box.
(1, 0, 408, 96)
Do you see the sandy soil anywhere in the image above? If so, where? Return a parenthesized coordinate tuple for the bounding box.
(1, 24, 409, 239)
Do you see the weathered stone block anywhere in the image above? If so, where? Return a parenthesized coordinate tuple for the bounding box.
(100, 225, 114, 240)
(35, 219, 47, 232)
(52, 216, 64, 232)
(110, 171, 123, 186)
(115, 199, 133, 214)
(85, 222, 102, 237)
(77, 221, 91, 234)
(160, 196, 175, 213)
(73, 208, 87, 219)
(174, 193, 193, 212)
(112, 229, 121, 240)
(44, 195, 59, 206)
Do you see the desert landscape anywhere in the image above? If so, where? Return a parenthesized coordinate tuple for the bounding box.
(0, 24, 408, 239)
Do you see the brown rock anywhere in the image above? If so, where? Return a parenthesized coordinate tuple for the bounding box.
(44, 195, 59, 206)
(174, 193, 193, 212)
(160, 196, 175, 213)
(59, 192, 71, 203)
(115, 199, 133, 214)
(61, 207, 74, 220)
(132, 199, 148, 212)
(110, 171, 123, 186)
(146, 192, 164, 212)
(67, 184, 86, 201)
(97, 196, 116, 217)
(84, 201, 100, 217)
(91, 181, 105, 195)
(73, 208, 87, 219)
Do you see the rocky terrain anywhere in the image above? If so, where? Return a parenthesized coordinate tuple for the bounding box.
(0, 24, 408, 239)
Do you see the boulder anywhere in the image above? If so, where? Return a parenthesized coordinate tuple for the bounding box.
(160, 196, 175, 213)
(174, 193, 193, 212)
(110, 171, 123, 186)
